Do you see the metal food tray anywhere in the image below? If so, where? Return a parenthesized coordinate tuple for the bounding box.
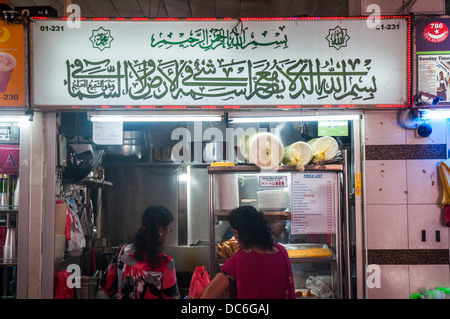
(282, 244, 335, 262)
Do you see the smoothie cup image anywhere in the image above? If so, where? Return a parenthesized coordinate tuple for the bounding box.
(0, 52, 16, 93)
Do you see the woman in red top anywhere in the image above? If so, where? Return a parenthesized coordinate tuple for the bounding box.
(101, 205, 180, 299)
(201, 206, 295, 299)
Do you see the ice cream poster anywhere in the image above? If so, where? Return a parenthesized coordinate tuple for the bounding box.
(0, 21, 25, 108)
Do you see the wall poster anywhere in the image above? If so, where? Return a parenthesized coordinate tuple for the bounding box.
(31, 17, 409, 109)
(0, 21, 26, 109)
(416, 18, 450, 106)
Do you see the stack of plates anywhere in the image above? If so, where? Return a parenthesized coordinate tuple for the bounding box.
(215, 175, 239, 211)
(257, 190, 290, 211)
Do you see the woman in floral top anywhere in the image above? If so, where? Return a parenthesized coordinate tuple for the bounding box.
(101, 205, 180, 299)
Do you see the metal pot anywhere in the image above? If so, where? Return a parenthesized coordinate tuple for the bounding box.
(76, 276, 100, 299)
(203, 141, 224, 163)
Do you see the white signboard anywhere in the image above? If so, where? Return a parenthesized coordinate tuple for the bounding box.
(31, 17, 409, 108)
(92, 121, 123, 145)
(291, 172, 336, 234)
(259, 175, 288, 188)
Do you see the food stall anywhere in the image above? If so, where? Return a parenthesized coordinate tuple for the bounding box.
(0, 16, 30, 299)
(28, 15, 410, 298)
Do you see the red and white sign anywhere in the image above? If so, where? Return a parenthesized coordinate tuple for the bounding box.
(424, 22, 449, 43)
(0, 145, 19, 175)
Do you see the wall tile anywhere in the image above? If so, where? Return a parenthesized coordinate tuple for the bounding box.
(406, 160, 443, 205)
(409, 265, 450, 296)
(367, 265, 410, 299)
(364, 111, 406, 145)
(365, 160, 407, 204)
(406, 118, 447, 145)
(367, 249, 449, 265)
(366, 204, 408, 249)
(407, 204, 449, 250)
(366, 145, 446, 160)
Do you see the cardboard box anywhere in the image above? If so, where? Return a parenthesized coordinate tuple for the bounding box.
(55, 202, 67, 235)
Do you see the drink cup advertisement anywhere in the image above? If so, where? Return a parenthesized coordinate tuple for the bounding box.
(0, 21, 25, 108)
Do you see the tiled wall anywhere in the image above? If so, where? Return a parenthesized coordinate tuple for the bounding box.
(364, 110, 450, 299)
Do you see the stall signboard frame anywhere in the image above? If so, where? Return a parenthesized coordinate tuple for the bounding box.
(0, 21, 26, 109)
(416, 17, 450, 107)
(30, 16, 410, 110)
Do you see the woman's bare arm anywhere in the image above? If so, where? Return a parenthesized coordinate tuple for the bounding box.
(200, 272, 230, 299)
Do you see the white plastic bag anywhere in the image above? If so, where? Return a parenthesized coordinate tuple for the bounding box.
(66, 197, 85, 257)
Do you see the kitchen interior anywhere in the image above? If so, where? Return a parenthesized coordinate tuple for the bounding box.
(54, 110, 358, 298)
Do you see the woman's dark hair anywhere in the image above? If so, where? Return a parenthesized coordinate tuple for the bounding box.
(228, 206, 273, 251)
(134, 205, 173, 265)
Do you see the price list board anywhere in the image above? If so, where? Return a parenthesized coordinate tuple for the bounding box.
(291, 172, 336, 234)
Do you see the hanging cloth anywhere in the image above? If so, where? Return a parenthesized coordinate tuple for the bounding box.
(66, 197, 86, 256)
(438, 159, 450, 226)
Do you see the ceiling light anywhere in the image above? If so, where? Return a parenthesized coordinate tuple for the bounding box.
(418, 108, 450, 119)
(89, 114, 223, 122)
(228, 114, 361, 123)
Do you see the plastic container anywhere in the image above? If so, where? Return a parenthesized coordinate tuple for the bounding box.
(306, 276, 332, 298)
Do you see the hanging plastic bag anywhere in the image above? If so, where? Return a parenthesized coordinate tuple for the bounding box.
(188, 266, 211, 299)
(66, 197, 85, 257)
(54, 270, 74, 299)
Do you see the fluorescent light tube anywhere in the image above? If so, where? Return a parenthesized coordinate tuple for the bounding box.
(228, 114, 361, 123)
(89, 115, 222, 122)
(419, 109, 450, 119)
(0, 116, 31, 123)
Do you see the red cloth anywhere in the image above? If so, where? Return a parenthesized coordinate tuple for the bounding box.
(56, 200, 72, 240)
(445, 205, 450, 227)
(220, 243, 295, 299)
(65, 207, 72, 240)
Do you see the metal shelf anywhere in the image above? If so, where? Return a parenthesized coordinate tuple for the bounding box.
(78, 177, 113, 188)
(0, 259, 17, 266)
(0, 209, 18, 214)
(207, 163, 344, 174)
(208, 153, 348, 299)
(215, 210, 291, 221)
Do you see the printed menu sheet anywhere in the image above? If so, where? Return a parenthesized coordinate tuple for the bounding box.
(291, 172, 336, 234)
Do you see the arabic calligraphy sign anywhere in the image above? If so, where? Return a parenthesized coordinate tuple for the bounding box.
(31, 18, 409, 109)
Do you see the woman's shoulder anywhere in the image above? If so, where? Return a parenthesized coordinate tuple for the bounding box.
(123, 243, 135, 253)
(273, 243, 289, 255)
(160, 251, 174, 262)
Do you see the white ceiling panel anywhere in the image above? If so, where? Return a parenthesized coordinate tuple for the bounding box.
(7, 0, 353, 18)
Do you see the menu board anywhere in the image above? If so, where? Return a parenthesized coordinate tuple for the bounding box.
(291, 172, 336, 234)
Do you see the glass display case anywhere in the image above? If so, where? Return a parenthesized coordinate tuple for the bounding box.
(208, 161, 347, 299)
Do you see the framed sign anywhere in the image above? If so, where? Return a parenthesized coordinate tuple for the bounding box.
(0, 145, 19, 175)
(31, 17, 410, 109)
(416, 18, 450, 106)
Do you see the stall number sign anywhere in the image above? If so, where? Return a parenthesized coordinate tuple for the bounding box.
(291, 172, 336, 234)
(259, 176, 288, 188)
